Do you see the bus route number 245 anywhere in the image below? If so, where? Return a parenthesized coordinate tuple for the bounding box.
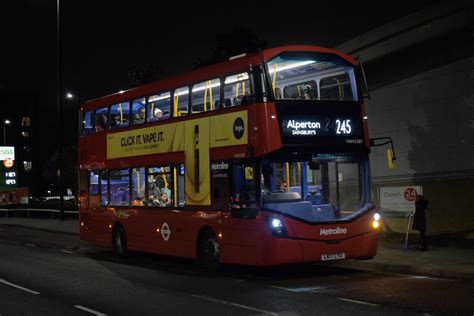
(335, 119, 352, 135)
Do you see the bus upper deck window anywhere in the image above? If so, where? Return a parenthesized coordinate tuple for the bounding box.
(174, 87, 189, 117)
(319, 73, 354, 101)
(224, 72, 252, 107)
(110, 102, 130, 128)
(94, 107, 109, 132)
(82, 111, 94, 135)
(148, 92, 171, 122)
(267, 52, 359, 101)
(132, 97, 146, 125)
(192, 78, 220, 113)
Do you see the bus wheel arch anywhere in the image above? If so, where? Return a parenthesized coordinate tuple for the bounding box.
(196, 226, 220, 270)
(112, 222, 128, 258)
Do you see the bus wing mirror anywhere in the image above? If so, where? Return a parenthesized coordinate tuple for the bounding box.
(387, 149, 395, 170)
(370, 137, 396, 170)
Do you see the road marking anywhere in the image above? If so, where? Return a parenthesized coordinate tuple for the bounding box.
(269, 285, 327, 293)
(62, 250, 74, 254)
(192, 295, 278, 315)
(25, 243, 36, 247)
(74, 305, 107, 316)
(0, 278, 40, 295)
(338, 297, 378, 306)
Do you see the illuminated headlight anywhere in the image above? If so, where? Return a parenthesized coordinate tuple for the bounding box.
(271, 218, 282, 228)
(267, 217, 288, 237)
(372, 213, 381, 229)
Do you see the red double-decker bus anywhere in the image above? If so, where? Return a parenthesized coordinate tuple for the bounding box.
(78, 45, 380, 268)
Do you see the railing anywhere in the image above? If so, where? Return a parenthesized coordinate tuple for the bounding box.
(0, 208, 78, 219)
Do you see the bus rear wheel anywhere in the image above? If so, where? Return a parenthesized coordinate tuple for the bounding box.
(197, 230, 220, 270)
(113, 225, 128, 257)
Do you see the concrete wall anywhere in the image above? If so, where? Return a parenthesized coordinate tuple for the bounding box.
(336, 2, 474, 236)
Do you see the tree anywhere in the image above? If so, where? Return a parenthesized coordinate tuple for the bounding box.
(128, 64, 167, 87)
(194, 27, 268, 68)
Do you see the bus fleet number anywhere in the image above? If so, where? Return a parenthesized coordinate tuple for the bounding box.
(335, 119, 352, 135)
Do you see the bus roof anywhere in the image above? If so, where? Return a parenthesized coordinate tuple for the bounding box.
(81, 45, 355, 112)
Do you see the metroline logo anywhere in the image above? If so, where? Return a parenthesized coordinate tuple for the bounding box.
(320, 227, 348, 236)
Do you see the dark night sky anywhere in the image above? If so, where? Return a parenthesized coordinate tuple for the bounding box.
(0, 0, 440, 149)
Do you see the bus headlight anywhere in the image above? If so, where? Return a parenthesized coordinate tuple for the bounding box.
(267, 217, 288, 237)
(372, 213, 381, 229)
(271, 218, 282, 228)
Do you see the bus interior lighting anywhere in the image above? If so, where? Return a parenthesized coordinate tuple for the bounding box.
(268, 60, 316, 74)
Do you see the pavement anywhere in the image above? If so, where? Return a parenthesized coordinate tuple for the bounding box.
(1, 217, 473, 280)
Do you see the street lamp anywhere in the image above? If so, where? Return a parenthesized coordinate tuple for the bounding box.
(3, 119, 11, 145)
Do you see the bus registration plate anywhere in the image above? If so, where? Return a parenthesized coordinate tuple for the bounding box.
(321, 252, 346, 261)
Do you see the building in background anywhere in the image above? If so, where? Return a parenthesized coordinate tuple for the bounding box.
(337, 2, 474, 236)
(0, 90, 40, 196)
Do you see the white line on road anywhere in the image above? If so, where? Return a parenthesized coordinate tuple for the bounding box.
(338, 297, 379, 306)
(192, 294, 278, 315)
(62, 250, 74, 254)
(25, 243, 36, 247)
(269, 285, 327, 293)
(74, 305, 107, 316)
(0, 278, 40, 295)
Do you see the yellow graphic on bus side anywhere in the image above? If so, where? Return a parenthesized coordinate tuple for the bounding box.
(107, 123, 185, 159)
(209, 111, 248, 148)
(106, 111, 248, 206)
(184, 118, 210, 206)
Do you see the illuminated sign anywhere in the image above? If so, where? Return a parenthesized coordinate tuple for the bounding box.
(0, 147, 15, 160)
(282, 116, 360, 137)
(0, 146, 16, 189)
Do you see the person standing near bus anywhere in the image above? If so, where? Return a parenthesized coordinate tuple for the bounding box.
(413, 195, 429, 250)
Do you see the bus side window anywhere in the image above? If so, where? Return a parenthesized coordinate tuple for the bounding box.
(174, 87, 189, 117)
(109, 169, 130, 206)
(224, 72, 252, 107)
(99, 170, 109, 206)
(147, 92, 171, 122)
(191, 78, 220, 113)
(147, 166, 173, 207)
(132, 167, 145, 206)
(110, 102, 130, 128)
(177, 164, 185, 207)
(88, 171, 100, 207)
(94, 107, 109, 133)
(82, 111, 94, 135)
(132, 97, 146, 125)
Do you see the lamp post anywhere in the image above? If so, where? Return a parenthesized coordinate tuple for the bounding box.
(3, 119, 11, 145)
(57, 0, 64, 220)
(66, 91, 81, 210)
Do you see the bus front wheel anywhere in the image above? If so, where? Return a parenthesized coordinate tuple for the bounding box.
(113, 225, 128, 258)
(197, 230, 220, 270)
